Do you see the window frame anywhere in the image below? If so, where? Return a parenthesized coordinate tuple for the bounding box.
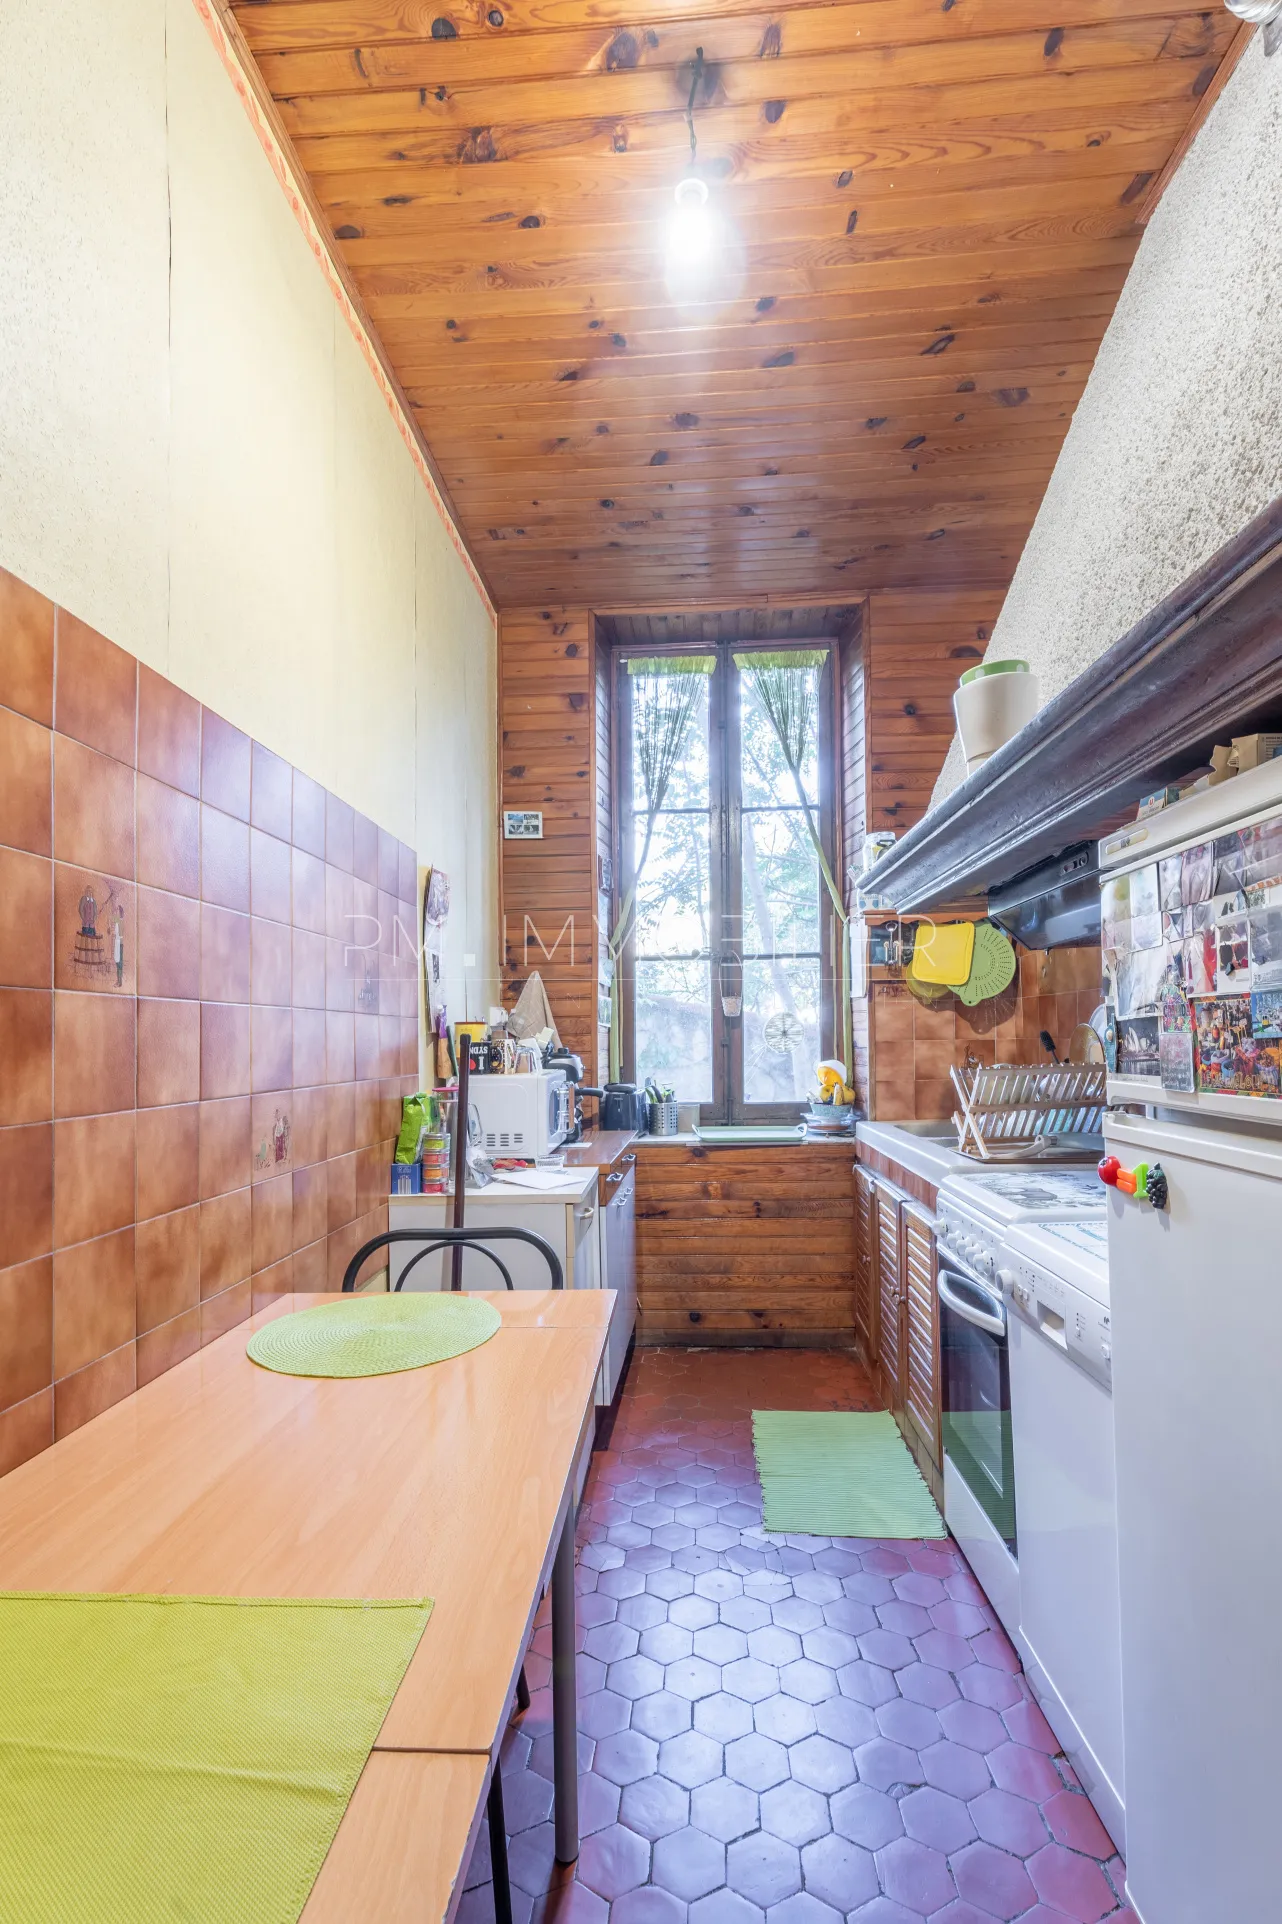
(613, 638, 840, 1125)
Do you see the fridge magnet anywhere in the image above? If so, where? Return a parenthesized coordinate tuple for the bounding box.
(1159, 855, 1183, 914)
(1216, 915, 1251, 994)
(1213, 831, 1246, 895)
(1183, 928, 1217, 997)
(1101, 875, 1130, 950)
(1249, 908, 1282, 991)
(1158, 963, 1195, 1094)
(1250, 988, 1282, 1040)
(1179, 840, 1214, 906)
(1118, 1014, 1160, 1079)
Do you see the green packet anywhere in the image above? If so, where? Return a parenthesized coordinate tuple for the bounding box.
(394, 1092, 443, 1162)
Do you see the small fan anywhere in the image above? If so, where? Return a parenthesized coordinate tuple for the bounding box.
(763, 1011, 804, 1053)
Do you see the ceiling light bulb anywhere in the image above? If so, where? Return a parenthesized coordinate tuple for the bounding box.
(667, 176, 712, 273)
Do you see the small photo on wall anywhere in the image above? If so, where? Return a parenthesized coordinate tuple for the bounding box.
(1159, 855, 1183, 914)
(1250, 988, 1282, 1040)
(1250, 909, 1282, 992)
(1180, 841, 1214, 906)
(1118, 1014, 1160, 1079)
(1183, 929, 1217, 997)
(1213, 832, 1246, 896)
(1216, 916, 1251, 995)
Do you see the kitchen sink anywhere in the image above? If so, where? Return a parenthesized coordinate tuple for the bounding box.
(889, 1120, 958, 1141)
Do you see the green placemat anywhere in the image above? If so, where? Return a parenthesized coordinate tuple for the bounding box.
(247, 1291, 501, 1378)
(0, 1591, 431, 1924)
(753, 1409, 947, 1538)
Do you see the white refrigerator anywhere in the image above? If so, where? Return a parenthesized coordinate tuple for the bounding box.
(1099, 760, 1282, 1922)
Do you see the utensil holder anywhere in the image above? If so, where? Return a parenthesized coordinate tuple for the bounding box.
(648, 1099, 679, 1136)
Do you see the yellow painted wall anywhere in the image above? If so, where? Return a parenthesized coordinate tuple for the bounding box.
(0, 0, 499, 1017)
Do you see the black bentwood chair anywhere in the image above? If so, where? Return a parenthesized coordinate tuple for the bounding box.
(341, 1225, 565, 1924)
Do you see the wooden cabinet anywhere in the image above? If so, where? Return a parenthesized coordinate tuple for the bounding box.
(873, 1175, 907, 1415)
(901, 1200, 942, 1472)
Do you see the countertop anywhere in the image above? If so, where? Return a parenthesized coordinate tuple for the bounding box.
(855, 1120, 974, 1188)
(564, 1131, 638, 1169)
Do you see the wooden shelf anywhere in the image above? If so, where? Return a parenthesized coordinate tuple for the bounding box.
(859, 495, 1282, 912)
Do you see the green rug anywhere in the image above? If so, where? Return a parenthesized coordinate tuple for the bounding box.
(752, 1410, 947, 1539)
(247, 1290, 501, 1378)
(0, 1591, 431, 1924)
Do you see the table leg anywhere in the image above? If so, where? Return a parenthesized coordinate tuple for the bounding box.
(487, 1758, 513, 1924)
(551, 1501, 579, 1865)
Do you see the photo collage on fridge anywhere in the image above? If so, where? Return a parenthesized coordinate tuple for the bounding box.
(1103, 811, 1282, 1097)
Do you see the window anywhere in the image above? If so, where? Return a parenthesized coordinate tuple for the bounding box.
(614, 643, 840, 1122)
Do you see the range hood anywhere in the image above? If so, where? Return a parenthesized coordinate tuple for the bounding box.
(987, 842, 1100, 950)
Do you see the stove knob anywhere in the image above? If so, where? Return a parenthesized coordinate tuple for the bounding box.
(996, 1268, 1014, 1294)
(1101, 1341, 1112, 1370)
(976, 1251, 995, 1278)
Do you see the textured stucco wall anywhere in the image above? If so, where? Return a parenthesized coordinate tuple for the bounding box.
(933, 34, 1282, 804)
(0, 0, 498, 1009)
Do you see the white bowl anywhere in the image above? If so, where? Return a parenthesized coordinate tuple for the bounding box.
(954, 661, 1039, 772)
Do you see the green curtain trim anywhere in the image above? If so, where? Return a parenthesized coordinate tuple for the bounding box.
(731, 649, 829, 670)
(626, 655, 716, 676)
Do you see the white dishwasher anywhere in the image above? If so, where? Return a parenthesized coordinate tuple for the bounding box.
(1002, 1216, 1123, 1853)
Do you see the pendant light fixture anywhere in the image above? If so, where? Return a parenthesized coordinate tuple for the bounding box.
(663, 47, 743, 309)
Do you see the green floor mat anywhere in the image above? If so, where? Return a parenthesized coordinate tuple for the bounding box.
(753, 1409, 946, 1539)
(248, 1290, 500, 1378)
(0, 1591, 431, 1924)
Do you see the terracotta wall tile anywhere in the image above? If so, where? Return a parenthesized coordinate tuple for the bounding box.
(354, 1014, 381, 1083)
(55, 1341, 136, 1439)
(137, 1309, 201, 1387)
(325, 863, 353, 943)
(398, 842, 418, 905)
(378, 1016, 401, 1081)
(0, 706, 52, 857)
(292, 928, 326, 1010)
(137, 888, 200, 1000)
(137, 998, 200, 1108)
(292, 1008, 326, 1089)
(200, 711, 251, 821)
(0, 1123, 53, 1267)
(355, 1079, 381, 1149)
(53, 1112, 134, 1248)
(292, 1085, 326, 1167)
(292, 1161, 327, 1250)
(0, 1255, 53, 1410)
(199, 1186, 251, 1298)
(54, 612, 136, 766)
(200, 1002, 251, 1101)
(250, 917, 292, 1008)
(53, 866, 135, 995)
(201, 1279, 251, 1346)
(0, 1389, 53, 1476)
(353, 813, 378, 885)
(53, 734, 134, 878)
(52, 1226, 135, 1378)
(0, 848, 53, 989)
(356, 1143, 385, 1216)
(136, 774, 200, 897)
(251, 1091, 293, 1183)
(200, 805, 250, 913)
(252, 1172, 293, 1271)
(325, 1083, 355, 1160)
(293, 1240, 327, 1292)
(252, 1255, 294, 1314)
(325, 935, 355, 1013)
(327, 1152, 357, 1232)
(137, 666, 200, 797)
(326, 1012, 355, 1086)
(249, 827, 291, 925)
(326, 793, 354, 875)
(53, 991, 135, 1118)
(136, 1104, 199, 1219)
(292, 770, 326, 857)
(200, 904, 251, 1004)
(198, 1097, 251, 1200)
(399, 1017, 419, 1077)
(251, 1005, 292, 1094)
(250, 743, 292, 841)
(378, 828, 399, 895)
(291, 847, 326, 934)
(0, 989, 52, 1125)
(0, 568, 55, 726)
(135, 1206, 199, 1334)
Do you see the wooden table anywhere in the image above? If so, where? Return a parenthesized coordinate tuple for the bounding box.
(0, 1289, 612, 1920)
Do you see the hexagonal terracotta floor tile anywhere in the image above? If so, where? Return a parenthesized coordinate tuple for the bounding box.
(651, 1826, 727, 1902)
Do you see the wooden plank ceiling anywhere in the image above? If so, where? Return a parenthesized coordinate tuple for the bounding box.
(599, 601, 858, 643)
(233, 0, 1238, 609)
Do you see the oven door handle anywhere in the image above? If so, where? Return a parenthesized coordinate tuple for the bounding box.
(937, 1270, 1006, 1338)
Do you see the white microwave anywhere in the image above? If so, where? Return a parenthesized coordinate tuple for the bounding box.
(467, 1069, 572, 1157)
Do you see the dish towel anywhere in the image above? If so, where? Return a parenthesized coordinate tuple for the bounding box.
(0, 1591, 432, 1924)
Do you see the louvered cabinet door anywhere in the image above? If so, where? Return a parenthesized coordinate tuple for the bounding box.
(874, 1179, 905, 1413)
(901, 1201, 942, 1470)
(854, 1166, 879, 1364)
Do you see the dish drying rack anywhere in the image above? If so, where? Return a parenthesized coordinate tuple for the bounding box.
(950, 1060, 1107, 1160)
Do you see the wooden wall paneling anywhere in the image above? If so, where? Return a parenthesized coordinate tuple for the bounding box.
(592, 617, 612, 1087)
(230, 0, 1243, 608)
(901, 1199, 942, 1472)
(635, 1143, 856, 1344)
